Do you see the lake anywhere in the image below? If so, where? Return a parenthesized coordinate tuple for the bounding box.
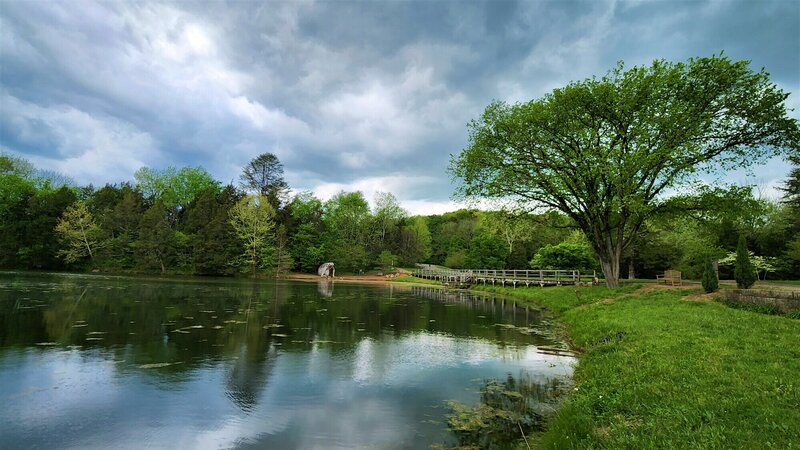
(0, 272, 574, 449)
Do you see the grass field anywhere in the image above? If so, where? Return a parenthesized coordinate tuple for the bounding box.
(472, 284, 800, 449)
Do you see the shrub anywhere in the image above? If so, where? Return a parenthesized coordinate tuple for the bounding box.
(734, 235, 756, 289)
(530, 241, 597, 271)
(701, 258, 719, 293)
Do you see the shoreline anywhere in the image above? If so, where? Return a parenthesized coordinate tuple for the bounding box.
(471, 283, 800, 448)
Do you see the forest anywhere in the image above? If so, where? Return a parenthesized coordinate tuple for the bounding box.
(1, 151, 799, 280)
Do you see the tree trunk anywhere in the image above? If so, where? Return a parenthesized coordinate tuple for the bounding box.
(628, 259, 635, 279)
(597, 247, 621, 287)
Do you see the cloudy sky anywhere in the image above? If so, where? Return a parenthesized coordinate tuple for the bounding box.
(1, 0, 798, 214)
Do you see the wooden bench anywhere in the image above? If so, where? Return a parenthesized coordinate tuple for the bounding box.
(656, 270, 682, 286)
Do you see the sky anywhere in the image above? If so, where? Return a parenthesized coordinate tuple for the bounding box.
(1, 0, 798, 215)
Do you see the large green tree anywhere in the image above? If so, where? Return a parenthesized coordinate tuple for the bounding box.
(373, 191, 406, 248)
(229, 194, 276, 276)
(397, 216, 432, 265)
(451, 56, 799, 286)
(55, 201, 102, 264)
(287, 192, 326, 273)
(183, 186, 242, 275)
(323, 191, 372, 272)
(134, 166, 219, 211)
(136, 201, 174, 273)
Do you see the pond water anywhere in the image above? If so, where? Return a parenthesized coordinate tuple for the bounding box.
(0, 272, 574, 449)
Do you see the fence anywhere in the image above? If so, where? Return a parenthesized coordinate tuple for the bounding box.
(412, 268, 599, 287)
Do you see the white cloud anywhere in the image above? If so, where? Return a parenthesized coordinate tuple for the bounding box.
(1, 93, 159, 184)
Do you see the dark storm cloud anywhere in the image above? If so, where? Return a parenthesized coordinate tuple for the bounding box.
(1, 0, 798, 213)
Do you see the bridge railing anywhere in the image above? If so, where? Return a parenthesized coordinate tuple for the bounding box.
(412, 268, 598, 284)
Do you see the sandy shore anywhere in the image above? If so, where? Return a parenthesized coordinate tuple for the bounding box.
(285, 272, 408, 283)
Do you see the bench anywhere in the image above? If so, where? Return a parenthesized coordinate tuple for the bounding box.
(656, 269, 682, 286)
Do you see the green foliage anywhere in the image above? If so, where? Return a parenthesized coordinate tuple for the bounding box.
(443, 249, 467, 269)
(183, 186, 242, 275)
(720, 297, 782, 316)
(465, 233, 507, 269)
(11, 187, 77, 269)
(397, 216, 431, 265)
(134, 166, 219, 210)
(323, 191, 372, 273)
(4, 154, 799, 285)
(530, 240, 597, 271)
(701, 258, 719, 293)
(373, 191, 406, 248)
(376, 250, 397, 271)
(229, 194, 276, 276)
(451, 55, 800, 286)
(0, 153, 35, 178)
(55, 201, 102, 264)
(135, 201, 175, 273)
(239, 152, 289, 210)
(273, 225, 293, 277)
(734, 235, 756, 288)
(781, 151, 800, 209)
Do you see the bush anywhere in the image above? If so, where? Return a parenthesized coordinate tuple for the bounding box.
(734, 235, 756, 289)
(701, 258, 719, 293)
(375, 250, 397, 271)
(530, 241, 597, 271)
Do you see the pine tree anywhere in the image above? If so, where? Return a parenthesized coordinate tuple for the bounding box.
(701, 258, 719, 293)
(734, 235, 756, 289)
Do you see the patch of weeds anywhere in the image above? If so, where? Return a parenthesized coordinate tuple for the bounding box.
(719, 298, 782, 315)
(785, 310, 800, 320)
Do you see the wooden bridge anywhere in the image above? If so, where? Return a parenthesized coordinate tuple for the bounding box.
(412, 268, 599, 288)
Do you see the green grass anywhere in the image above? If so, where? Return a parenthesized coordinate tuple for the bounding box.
(391, 275, 443, 286)
(472, 283, 641, 314)
(476, 284, 800, 449)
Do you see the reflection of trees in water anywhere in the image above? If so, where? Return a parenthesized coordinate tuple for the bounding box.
(226, 343, 276, 412)
(447, 370, 570, 450)
(410, 286, 542, 319)
(3, 275, 562, 358)
(2, 273, 569, 419)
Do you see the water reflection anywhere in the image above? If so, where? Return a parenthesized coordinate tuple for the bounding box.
(0, 272, 574, 449)
(317, 279, 334, 297)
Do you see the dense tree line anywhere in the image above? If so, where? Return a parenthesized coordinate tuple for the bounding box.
(0, 153, 433, 276)
(1, 151, 798, 279)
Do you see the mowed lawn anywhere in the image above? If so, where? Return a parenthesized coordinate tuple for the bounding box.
(474, 284, 800, 449)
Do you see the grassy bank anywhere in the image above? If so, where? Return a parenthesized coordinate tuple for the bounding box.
(391, 275, 443, 286)
(472, 284, 800, 449)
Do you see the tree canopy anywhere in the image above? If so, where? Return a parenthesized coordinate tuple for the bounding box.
(134, 166, 219, 210)
(451, 55, 800, 286)
(240, 153, 289, 210)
